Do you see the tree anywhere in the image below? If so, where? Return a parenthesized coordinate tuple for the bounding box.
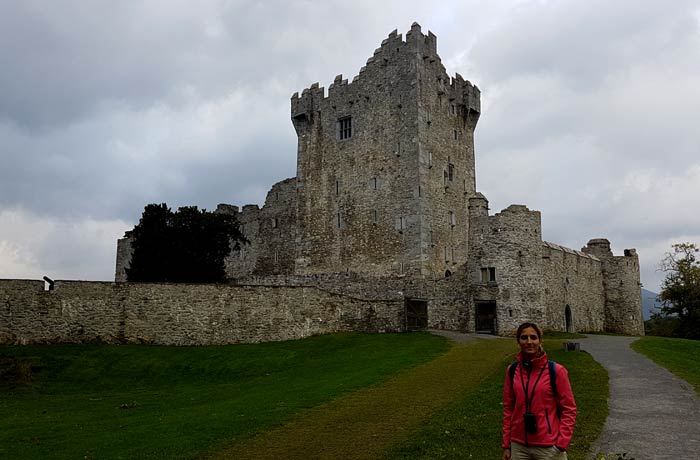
(126, 203, 246, 283)
(657, 243, 700, 339)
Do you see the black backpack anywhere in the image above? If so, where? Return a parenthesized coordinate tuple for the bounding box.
(508, 360, 558, 399)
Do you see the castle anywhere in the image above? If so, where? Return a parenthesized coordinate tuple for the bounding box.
(114, 23, 644, 337)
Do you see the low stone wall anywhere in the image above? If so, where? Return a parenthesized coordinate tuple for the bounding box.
(0, 279, 404, 346)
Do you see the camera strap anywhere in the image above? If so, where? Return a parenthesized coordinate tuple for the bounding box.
(519, 362, 547, 412)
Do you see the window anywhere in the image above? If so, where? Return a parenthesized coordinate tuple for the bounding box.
(480, 267, 496, 282)
(447, 162, 454, 181)
(338, 117, 352, 140)
(372, 209, 378, 224)
(444, 246, 449, 262)
(336, 212, 342, 228)
(371, 177, 378, 190)
(336, 180, 340, 195)
(453, 129, 458, 140)
(272, 217, 278, 228)
(448, 210, 456, 227)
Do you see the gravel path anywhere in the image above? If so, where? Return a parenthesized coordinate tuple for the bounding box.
(579, 335, 700, 460)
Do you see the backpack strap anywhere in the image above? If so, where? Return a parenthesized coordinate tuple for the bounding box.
(508, 361, 518, 398)
(548, 360, 558, 398)
(509, 360, 558, 400)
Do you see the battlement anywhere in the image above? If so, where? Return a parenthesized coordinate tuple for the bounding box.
(291, 22, 480, 132)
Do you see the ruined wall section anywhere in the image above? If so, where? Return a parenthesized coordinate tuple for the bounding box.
(115, 233, 133, 282)
(0, 279, 403, 345)
(582, 239, 643, 335)
(604, 249, 644, 335)
(468, 202, 544, 335)
(223, 178, 297, 278)
(541, 242, 605, 332)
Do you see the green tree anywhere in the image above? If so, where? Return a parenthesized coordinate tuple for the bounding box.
(126, 203, 245, 283)
(658, 243, 700, 339)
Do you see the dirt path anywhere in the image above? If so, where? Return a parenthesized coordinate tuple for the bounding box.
(201, 337, 513, 460)
(580, 335, 700, 460)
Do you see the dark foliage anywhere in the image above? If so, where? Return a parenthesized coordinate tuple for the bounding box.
(126, 203, 245, 283)
(654, 243, 700, 339)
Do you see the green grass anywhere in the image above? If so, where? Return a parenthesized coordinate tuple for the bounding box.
(204, 338, 517, 460)
(384, 340, 608, 460)
(631, 336, 700, 395)
(0, 332, 449, 460)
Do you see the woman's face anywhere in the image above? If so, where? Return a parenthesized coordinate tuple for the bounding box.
(518, 326, 542, 359)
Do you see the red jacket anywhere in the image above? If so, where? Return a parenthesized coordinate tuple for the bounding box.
(502, 352, 577, 450)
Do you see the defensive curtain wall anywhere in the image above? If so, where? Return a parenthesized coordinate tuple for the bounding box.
(0, 279, 403, 346)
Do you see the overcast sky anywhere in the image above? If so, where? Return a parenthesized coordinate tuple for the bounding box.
(1, 0, 698, 292)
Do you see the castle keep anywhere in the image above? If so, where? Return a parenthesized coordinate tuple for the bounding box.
(99, 23, 643, 340)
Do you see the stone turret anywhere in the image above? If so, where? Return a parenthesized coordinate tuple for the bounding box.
(582, 239, 644, 335)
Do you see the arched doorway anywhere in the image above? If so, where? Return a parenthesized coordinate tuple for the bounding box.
(565, 305, 572, 333)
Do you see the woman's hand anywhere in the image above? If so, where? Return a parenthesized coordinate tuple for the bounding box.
(502, 448, 511, 460)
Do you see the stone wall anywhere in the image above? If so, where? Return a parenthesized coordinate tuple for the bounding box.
(223, 178, 298, 278)
(236, 272, 473, 331)
(541, 242, 605, 333)
(468, 204, 545, 335)
(582, 239, 644, 335)
(0, 279, 403, 346)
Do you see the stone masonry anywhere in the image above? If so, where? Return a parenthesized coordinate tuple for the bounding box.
(109, 23, 645, 341)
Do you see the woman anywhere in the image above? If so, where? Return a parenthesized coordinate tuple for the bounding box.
(502, 322, 577, 460)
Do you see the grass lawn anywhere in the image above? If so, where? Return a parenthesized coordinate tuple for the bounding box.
(631, 336, 700, 395)
(0, 332, 449, 460)
(202, 338, 517, 460)
(385, 338, 608, 460)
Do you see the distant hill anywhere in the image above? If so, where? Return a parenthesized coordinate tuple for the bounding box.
(642, 288, 663, 320)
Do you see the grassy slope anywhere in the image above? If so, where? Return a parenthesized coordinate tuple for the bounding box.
(202, 338, 517, 460)
(0, 332, 448, 460)
(631, 336, 700, 395)
(385, 340, 608, 460)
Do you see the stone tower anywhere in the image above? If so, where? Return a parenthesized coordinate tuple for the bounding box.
(582, 238, 644, 335)
(291, 23, 480, 278)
